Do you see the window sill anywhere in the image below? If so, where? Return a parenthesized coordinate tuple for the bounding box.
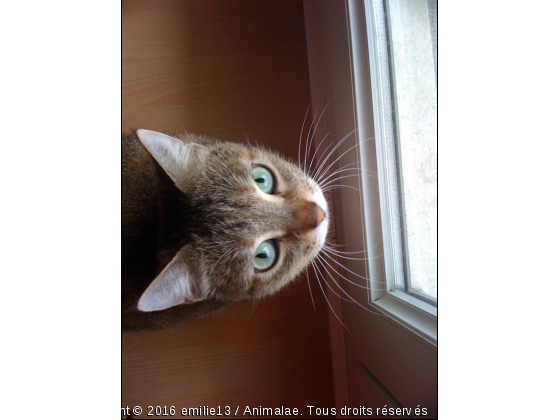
(372, 291, 437, 350)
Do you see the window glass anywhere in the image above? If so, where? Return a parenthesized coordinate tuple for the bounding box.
(385, 0, 437, 301)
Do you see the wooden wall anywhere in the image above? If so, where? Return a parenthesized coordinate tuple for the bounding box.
(122, 1, 333, 418)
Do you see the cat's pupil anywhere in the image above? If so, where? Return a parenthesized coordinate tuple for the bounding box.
(256, 177, 265, 183)
(256, 252, 268, 259)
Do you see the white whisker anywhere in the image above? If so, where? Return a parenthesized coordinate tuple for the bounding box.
(319, 252, 386, 284)
(316, 136, 375, 183)
(318, 168, 378, 188)
(312, 130, 356, 181)
(305, 266, 316, 312)
(313, 260, 353, 302)
(242, 130, 251, 147)
(307, 131, 330, 177)
(303, 109, 318, 176)
(311, 129, 357, 181)
(316, 253, 370, 288)
(306, 103, 329, 173)
(316, 258, 389, 319)
(298, 105, 310, 170)
(322, 185, 361, 193)
(327, 159, 378, 175)
(310, 260, 350, 332)
(320, 173, 378, 189)
(325, 239, 345, 247)
(323, 246, 384, 261)
(323, 240, 383, 255)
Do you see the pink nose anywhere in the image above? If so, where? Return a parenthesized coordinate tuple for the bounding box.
(316, 204, 325, 227)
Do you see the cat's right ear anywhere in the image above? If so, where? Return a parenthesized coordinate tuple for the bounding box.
(136, 247, 208, 312)
(136, 129, 206, 184)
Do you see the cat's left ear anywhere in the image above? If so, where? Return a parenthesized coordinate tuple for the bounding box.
(136, 129, 207, 185)
(136, 248, 208, 312)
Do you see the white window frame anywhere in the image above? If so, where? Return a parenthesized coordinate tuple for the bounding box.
(360, 0, 437, 343)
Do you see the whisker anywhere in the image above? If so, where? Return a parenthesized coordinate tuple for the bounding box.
(316, 253, 370, 288)
(312, 130, 357, 181)
(324, 234, 383, 254)
(325, 238, 344, 247)
(305, 266, 316, 312)
(316, 258, 389, 319)
(323, 246, 384, 261)
(318, 168, 378, 188)
(298, 105, 310, 170)
(307, 131, 330, 177)
(313, 260, 353, 302)
(316, 136, 376, 183)
(305, 103, 329, 174)
(321, 164, 378, 178)
(303, 109, 319, 176)
(315, 135, 374, 183)
(319, 252, 386, 284)
(324, 243, 346, 249)
(322, 185, 361, 193)
(250, 298, 256, 316)
(328, 159, 378, 174)
(311, 129, 358, 181)
(310, 260, 350, 333)
(322, 240, 384, 255)
(242, 130, 251, 147)
(320, 173, 379, 189)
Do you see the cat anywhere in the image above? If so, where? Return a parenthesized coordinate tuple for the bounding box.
(122, 129, 329, 330)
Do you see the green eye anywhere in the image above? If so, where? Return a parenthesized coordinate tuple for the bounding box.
(252, 166, 274, 194)
(253, 240, 277, 271)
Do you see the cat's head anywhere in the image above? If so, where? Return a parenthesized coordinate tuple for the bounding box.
(135, 129, 329, 312)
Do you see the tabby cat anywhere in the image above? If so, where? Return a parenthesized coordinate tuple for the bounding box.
(122, 130, 328, 330)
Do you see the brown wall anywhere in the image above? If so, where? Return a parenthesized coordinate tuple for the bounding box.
(122, 1, 333, 417)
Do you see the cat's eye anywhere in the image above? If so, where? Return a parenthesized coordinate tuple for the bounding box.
(252, 165, 275, 194)
(253, 240, 277, 272)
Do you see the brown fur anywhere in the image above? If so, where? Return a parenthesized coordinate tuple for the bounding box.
(122, 131, 328, 330)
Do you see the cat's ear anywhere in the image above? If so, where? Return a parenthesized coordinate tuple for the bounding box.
(137, 248, 208, 312)
(136, 129, 206, 184)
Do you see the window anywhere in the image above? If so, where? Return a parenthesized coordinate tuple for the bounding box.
(386, 0, 437, 304)
(364, 0, 437, 320)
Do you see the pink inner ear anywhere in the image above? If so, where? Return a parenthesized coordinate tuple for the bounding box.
(136, 247, 207, 312)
